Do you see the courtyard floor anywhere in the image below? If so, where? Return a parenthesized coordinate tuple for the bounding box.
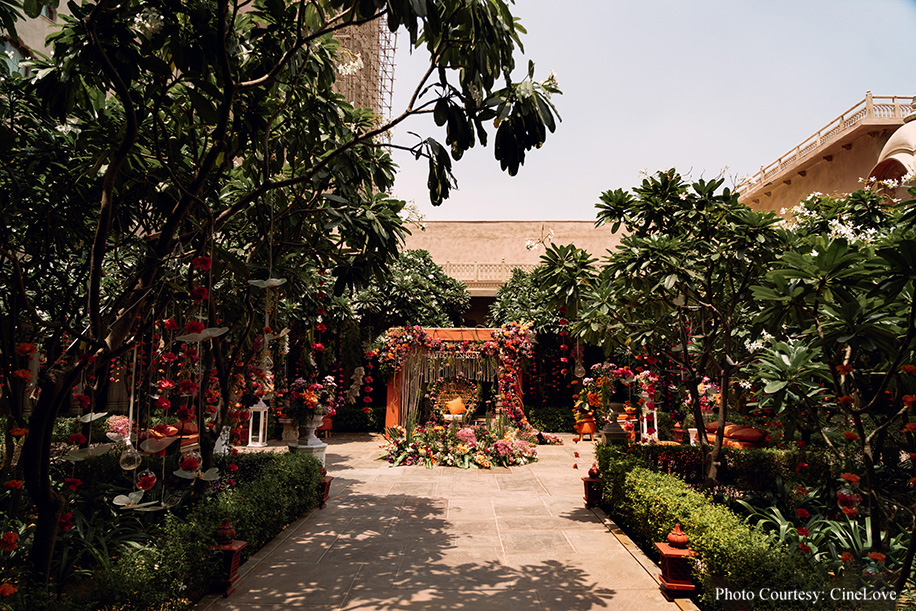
(196, 433, 694, 611)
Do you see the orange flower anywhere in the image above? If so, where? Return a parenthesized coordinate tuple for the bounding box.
(840, 551, 855, 564)
(837, 395, 855, 406)
(0, 532, 17, 551)
(836, 364, 853, 375)
(840, 473, 860, 485)
(904, 395, 916, 407)
(14, 343, 36, 357)
(11, 369, 31, 381)
(9, 428, 27, 438)
(0, 583, 16, 598)
(902, 422, 916, 434)
(843, 431, 859, 441)
(841, 507, 859, 518)
(901, 365, 916, 375)
(867, 552, 886, 563)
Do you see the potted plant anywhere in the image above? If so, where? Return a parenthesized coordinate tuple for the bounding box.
(287, 375, 338, 448)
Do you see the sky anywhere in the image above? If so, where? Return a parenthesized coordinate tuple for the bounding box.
(385, 0, 916, 221)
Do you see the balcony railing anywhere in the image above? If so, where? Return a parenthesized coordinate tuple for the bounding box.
(737, 93, 914, 195)
(441, 261, 538, 288)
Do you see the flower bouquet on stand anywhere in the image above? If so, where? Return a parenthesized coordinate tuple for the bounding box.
(287, 375, 337, 463)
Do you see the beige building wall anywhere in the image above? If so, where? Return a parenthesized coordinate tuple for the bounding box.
(739, 93, 913, 213)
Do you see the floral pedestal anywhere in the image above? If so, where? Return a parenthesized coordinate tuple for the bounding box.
(280, 418, 299, 445)
(292, 413, 327, 466)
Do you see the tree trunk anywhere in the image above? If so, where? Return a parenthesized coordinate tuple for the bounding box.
(21, 363, 83, 582)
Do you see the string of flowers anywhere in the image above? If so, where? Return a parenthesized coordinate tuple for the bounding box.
(374, 325, 496, 378)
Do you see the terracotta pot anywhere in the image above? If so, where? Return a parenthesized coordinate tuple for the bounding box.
(574, 417, 597, 435)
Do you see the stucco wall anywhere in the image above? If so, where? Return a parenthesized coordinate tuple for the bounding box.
(401, 220, 622, 265)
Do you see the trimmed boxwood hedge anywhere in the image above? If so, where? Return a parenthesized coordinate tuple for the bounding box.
(596, 444, 828, 610)
(526, 405, 576, 433)
(90, 451, 324, 610)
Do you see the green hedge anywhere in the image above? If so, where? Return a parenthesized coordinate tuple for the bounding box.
(596, 444, 826, 610)
(631, 443, 837, 494)
(526, 405, 575, 433)
(91, 451, 324, 610)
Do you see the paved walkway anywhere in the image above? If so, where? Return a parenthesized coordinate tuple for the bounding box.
(198, 433, 683, 611)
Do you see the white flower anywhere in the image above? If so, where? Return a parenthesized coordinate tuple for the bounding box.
(337, 52, 363, 76)
(132, 10, 163, 40)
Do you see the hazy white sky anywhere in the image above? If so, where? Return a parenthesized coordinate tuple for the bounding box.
(386, 0, 916, 221)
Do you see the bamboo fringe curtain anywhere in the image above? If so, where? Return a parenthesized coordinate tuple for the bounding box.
(399, 349, 498, 424)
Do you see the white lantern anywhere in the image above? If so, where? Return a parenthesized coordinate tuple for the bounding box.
(247, 398, 269, 448)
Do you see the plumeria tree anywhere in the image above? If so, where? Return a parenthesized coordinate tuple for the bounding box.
(0, 0, 560, 583)
(575, 170, 787, 487)
(749, 188, 916, 585)
(351, 249, 469, 336)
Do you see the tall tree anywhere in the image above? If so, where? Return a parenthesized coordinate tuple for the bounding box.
(0, 0, 560, 582)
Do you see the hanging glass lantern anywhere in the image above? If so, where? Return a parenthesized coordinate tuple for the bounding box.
(119, 445, 141, 470)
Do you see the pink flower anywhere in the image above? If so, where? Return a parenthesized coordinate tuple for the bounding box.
(157, 379, 175, 391)
(313, 342, 325, 352)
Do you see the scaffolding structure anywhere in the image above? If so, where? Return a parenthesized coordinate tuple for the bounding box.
(333, 20, 396, 121)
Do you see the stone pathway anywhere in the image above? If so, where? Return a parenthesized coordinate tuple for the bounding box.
(197, 433, 686, 610)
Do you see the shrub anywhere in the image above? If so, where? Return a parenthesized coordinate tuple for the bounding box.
(87, 452, 323, 610)
(332, 404, 385, 432)
(526, 405, 575, 433)
(596, 444, 827, 610)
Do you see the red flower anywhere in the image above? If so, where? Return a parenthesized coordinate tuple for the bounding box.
(840, 551, 855, 563)
(163, 318, 179, 331)
(867, 552, 886, 563)
(798, 544, 811, 554)
(4, 480, 23, 490)
(12, 369, 31, 381)
(0, 532, 17, 551)
(316, 308, 326, 315)
(137, 474, 157, 490)
(574, 452, 580, 458)
(155, 397, 171, 410)
(176, 406, 195, 423)
(841, 473, 860, 485)
(228, 464, 239, 472)
(189, 286, 209, 302)
(191, 256, 212, 271)
(9, 428, 27, 438)
(841, 507, 859, 518)
(795, 440, 806, 449)
(160, 351, 178, 363)
(364, 376, 373, 384)
(157, 378, 175, 392)
(15, 343, 37, 357)
(180, 456, 200, 472)
(797, 527, 810, 537)
(185, 320, 206, 334)
(795, 486, 809, 496)
(843, 431, 859, 441)
(316, 323, 327, 333)
(178, 380, 200, 395)
(572, 463, 578, 469)
(836, 364, 853, 375)
(67, 433, 86, 446)
(837, 395, 855, 406)
(796, 508, 810, 518)
(59, 512, 74, 531)
(796, 462, 808, 472)
(64, 478, 82, 492)
(74, 394, 91, 409)
(312, 342, 325, 352)
(901, 365, 916, 375)
(904, 395, 916, 407)
(0, 583, 17, 597)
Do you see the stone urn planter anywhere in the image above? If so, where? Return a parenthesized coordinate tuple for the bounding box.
(600, 402, 629, 444)
(279, 418, 299, 445)
(289, 412, 328, 465)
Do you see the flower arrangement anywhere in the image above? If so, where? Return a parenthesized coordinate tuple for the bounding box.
(573, 363, 635, 425)
(426, 375, 479, 416)
(381, 423, 538, 469)
(374, 325, 496, 378)
(287, 375, 338, 422)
